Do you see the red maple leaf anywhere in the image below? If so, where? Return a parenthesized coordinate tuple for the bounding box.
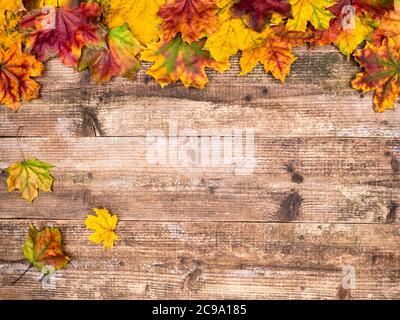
(20, 3, 102, 67)
(232, 0, 292, 32)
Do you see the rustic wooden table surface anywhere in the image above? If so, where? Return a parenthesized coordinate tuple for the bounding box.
(0, 45, 399, 300)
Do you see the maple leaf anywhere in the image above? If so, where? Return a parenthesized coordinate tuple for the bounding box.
(84, 208, 119, 249)
(239, 31, 297, 82)
(272, 25, 316, 45)
(286, 0, 335, 32)
(141, 35, 230, 88)
(105, 0, 165, 46)
(23, 224, 70, 272)
(352, 38, 400, 112)
(231, 0, 292, 32)
(20, 3, 102, 67)
(23, 0, 75, 10)
(79, 24, 143, 83)
(158, 0, 218, 43)
(316, 0, 374, 58)
(6, 158, 54, 202)
(354, 0, 394, 17)
(0, 43, 43, 110)
(377, 10, 400, 48)
(205, 0, 270, 62)
(0, 11, 24, 49)
(0, 0, 24, 26)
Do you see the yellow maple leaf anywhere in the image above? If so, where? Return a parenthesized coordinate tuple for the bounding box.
(335, 15, 373, 58)
(0, 11, 24, 49)
(240, 32, 297, 82)
(105, 0, 165, 46)
(204, 0, 269, 62)
(287, 0, 335, 32)
(0, 0, 24, 26)
(84, 208, 119, 249)
(6, 158, 54, 202)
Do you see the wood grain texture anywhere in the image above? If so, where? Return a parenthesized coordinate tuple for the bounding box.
(0, 49, 399, 299)
(1, 50, 399, 138)
(0, 220, 399, 299)
(0, 137, 399, 223)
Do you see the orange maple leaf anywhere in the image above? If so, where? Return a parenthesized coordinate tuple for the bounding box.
(0, 43, 43, 110)
(352, 38, 400, 112)
(377, 10, 400, 48)
(240, 32, 296, 82)
(23, 224, 70, 272)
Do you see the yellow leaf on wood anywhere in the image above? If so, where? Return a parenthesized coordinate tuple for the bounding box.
(84, 208, 119, 249)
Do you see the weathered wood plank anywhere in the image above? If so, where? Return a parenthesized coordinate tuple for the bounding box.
(2, 95, 398, 138)
(0, 137, 398, 223)
(3, 50, 398, 138)
(0, 220, 399, 299)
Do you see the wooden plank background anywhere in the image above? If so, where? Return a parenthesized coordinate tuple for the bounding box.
(0, 46, 399, 299)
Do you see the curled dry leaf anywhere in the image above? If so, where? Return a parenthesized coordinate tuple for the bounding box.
(84, 208, 119, 249)
(23, 224, 70, 272)
(6, 158, 54, 202)
(0, 43, 43, 110)
(142, 35, 230, 89)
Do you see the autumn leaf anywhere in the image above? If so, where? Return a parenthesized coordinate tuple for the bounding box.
(286, 0, 335, 32)
(158, 0, 218, 43)
(84, 208, 119, 249)
(20, 2, 103, 67)
(105, 0, 165, 46)
(0, 43, 43, 110)
(6, 158, 54, 202)
(205, 0, 269, 62)
(0, 11, 24, 49)
(79, 24, 143, 83)
(23, 0, 76, 10)
(316, 0, 374, 58)
(352, 38, 400, 112)
(272, 25, 316, 45)
(23, 224, 69, 272)
(354, 0, 394, 17)
(239, 31, 297, 82)
(231, 0, 292, 32)
(141, 35, 230, 88)
(377, 9, 400, 48)
(0, 0, 24, 26)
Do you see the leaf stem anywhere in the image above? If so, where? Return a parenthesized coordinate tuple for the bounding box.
(11, 264, 32, 286)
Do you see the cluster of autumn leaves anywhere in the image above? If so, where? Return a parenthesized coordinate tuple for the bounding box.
(5, 158, 119, 278)
(0, 0, 400, 112)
